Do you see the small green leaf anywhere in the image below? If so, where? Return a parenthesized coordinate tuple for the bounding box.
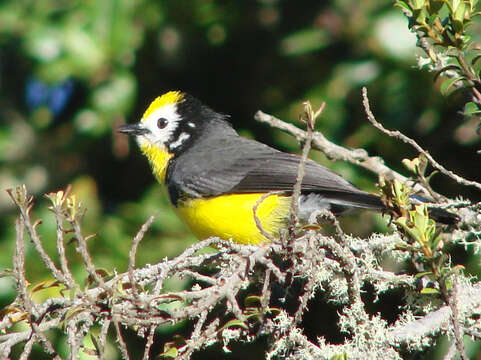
(412, 7, 428, 23)
(411, 0, 426, 10)
(62, 306, 85, 324)
(429, 0, 445, 13)
(414, 271, 433, 279)
(433, 64, 462, 82)
(266, 307, 281, 315)
(453, 0, 467, 22)
(440, 76, 466, 95)
(158, 347, 178, 359)
(444, 264, 466, 277)
(464, 102, 481, 116)
(395, 1, 412, 13)
(471, 53, 481, 66)
(402, 157, 420, 174)
(430, 234, 443, 251)
(425, 170, 439, 183)
(244, 295, 262, 307)
(420, 287, 440, 294)
(31, 280, 61, 293)
(331, 353, 348, 360)
(90, 334, 102, 357)
(218, 319, 248, 333)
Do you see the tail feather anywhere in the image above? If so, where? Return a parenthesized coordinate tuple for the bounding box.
(299, 191, 460, 225)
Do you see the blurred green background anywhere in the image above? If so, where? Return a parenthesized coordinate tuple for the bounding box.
(1, 0, 480, 359)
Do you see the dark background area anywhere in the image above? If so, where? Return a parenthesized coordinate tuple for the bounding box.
(0, 0, 480, 358)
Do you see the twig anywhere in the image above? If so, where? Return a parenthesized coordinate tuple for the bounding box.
(66, 320, 82, 360)
(443, 341, 458, 360)
(142, 325, 156, 360)
(179, 269, 217, 285)
(390, 283, 481, 340)
(13, 220, 31, 315)
(70, 220, 107, 291)
(362, 87, 481, 192)
(7, 186, 67, 285)
(318, 234, 362, 306)
(179, 311, 208, 359)
(462, 327, 481, 340)
(260, 269, 272, 311)
(12, 219, 61, 358)
(252, 191, 285, 243)
(113, 320, 130, 360)
(288, 101, 325, 237)
(47, 187, 76, 288)
(255, 110, 436, 199)
(18, 335, 36, 360)
(98, 319, 111, 360)
(440, 275, 468, 360)
(34, 330, 62, 360)
(128, 214, 157, 298)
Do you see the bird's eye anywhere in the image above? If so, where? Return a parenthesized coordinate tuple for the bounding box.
(157, 117, 168, 129)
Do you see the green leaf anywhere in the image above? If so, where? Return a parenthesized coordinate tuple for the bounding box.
(463, 102, 481, 116)
(218, 319, 248, 333)
(412, 7, 428, 23)
(433, 64, 462, 82)
(430, 234, 443, 251)
(402, 157, 420, 174)
(453, 0, 467, 22)
(266, 307, 281, 315)
(31, 280, 61, 293)
(420, 287, 440, 294)
(414, 271, 433, 279)
(90, 334, 102, 357)
(444, 264, 466, 277)
(158, 347, 178, 359)
(411, 0, 427, 10)
(429, 0, 445, 13)
(331, 353, 348, 360)
(471, 53, 481, 66)
(440, 76, 466, 95)
(244, 295, 262, 307)
(395, 1, 412, 13)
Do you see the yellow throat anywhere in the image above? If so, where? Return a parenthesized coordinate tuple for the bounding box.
(139, 142, 173, 183)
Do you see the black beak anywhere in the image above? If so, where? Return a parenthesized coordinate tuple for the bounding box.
(117, 123, 150, 136)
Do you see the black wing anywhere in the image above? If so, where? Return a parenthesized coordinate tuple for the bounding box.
(167, 133, 383, 210)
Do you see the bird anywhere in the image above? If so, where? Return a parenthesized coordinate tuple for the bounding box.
(118, 91, 458, 245)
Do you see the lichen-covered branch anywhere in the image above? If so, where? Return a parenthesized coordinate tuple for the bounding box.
(1, 180, 479, 359)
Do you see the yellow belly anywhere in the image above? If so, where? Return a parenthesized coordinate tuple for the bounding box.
(174, 193, 291, 245)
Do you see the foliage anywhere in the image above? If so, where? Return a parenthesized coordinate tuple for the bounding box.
(396, 0, 481, 128)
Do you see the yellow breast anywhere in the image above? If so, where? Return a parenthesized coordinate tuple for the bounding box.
(174, 193, 291, 245)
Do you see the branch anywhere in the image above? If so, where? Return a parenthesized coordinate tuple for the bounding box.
(254, 111, 434, 198)
(361, 87, 481, 192)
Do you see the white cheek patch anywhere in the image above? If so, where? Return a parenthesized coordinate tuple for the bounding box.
(169, 132, 191, 150)
(142, 104, 181, 146)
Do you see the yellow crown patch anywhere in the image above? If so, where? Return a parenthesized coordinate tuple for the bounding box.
(141, 91, 184, 122)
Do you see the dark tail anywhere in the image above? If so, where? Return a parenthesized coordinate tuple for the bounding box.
(426, 207, 460, 225)
(324, 191, 460, 225)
